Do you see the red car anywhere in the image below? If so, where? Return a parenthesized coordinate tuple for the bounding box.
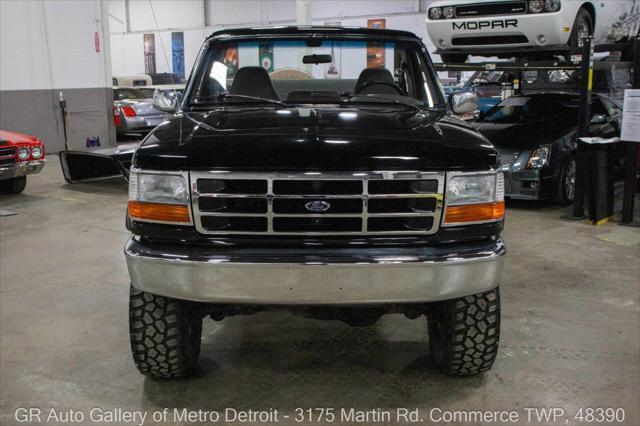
(0, 130, 46, 194)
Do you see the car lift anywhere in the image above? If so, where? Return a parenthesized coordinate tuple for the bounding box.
(434, 36, 639, 225)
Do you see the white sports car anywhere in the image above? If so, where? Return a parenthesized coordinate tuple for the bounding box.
(426, 0, 639, 63)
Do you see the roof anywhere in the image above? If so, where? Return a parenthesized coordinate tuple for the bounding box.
(208, 26, 419, 41)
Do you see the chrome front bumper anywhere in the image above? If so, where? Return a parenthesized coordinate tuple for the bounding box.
(0, 160, 45, 180)
(125, 237, 506, 305)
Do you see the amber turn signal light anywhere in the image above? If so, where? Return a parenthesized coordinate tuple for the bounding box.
(128, 201, 191, 224)
(444, 201, 505, 224)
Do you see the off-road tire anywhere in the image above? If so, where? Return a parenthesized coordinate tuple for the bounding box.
(0, 176, 27, 194)
(129, 286, 202, 378)
(427, 288, 500, 376)
(440, 53, 468, 64)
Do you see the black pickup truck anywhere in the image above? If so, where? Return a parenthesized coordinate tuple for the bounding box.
(124, 26, 506, 379)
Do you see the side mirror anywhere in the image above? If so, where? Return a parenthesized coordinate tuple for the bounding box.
(153, 89, 182, 113)
(590, 113, 607, 124)
(450, 92, 478, 114)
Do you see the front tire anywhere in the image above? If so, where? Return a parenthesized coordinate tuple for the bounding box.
(556, 156, 576, 205)
(427, 288, 500, 376)
(129, 286, 202, 378)
(0, 176, 27, 194)
(567, 8, 593, 59)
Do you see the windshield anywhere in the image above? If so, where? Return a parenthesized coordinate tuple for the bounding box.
(187, 38, 444, 109)
(114, 88, 147, 101)
(480, 96, 580, 124)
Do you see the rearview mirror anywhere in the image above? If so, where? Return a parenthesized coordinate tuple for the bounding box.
(450, 92, 478, 114)
(590, 113, 607, 124)
(302, 54, 332, 64)
(153, 89, 182, 113)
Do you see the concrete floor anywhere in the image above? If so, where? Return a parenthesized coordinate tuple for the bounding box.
(1, 164, 639, 426)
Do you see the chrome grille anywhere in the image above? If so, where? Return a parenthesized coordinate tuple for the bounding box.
(190, 171, 444, 236)
(498, 152, 519, 168)
(0, 147, 16, 166)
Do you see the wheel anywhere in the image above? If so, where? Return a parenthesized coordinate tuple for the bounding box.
(556, 156, 576, 205)
(129, 286, 202, 378)
(427, 288, 500, 376)
(0, 176, 27, 194)
(440, 53, 468, 64)
(567, 8, 593, 58)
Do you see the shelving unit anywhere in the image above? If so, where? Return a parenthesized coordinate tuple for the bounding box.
(433, 37, 639, 223)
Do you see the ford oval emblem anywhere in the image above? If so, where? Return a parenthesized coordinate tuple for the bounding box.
(305, 200, 331, 212)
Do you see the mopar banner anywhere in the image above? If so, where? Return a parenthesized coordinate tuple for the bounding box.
(366, 19, 386, 68)
(223, 43, 238, 78)
(171, 32, 185, 79)
(143, 33, 156, 74)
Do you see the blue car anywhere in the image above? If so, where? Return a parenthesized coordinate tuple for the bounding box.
(443, 70, 514, 114)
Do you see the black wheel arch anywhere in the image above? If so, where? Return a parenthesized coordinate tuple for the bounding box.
(580, 2, 596, 28)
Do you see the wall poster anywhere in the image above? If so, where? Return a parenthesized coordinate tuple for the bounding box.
(223, 44, 239, 79)
(367, 19, 386, 68)
(171, 32, 185, 79)
(143, 33, 156, 74)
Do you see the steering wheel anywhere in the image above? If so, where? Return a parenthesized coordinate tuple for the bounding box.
(353, 80, 404, 95)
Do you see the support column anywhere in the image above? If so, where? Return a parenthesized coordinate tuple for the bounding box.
(570, 36, 594, 219)
(620, 36, 640, 224)
(296, 0, 312, 73)
(296, 0, 312, 25)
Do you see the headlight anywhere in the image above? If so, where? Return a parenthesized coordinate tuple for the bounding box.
(429, 7, 442, 19)
(526, 145, 551, 169)
(545, 0, 561, 12)
(529, 0, 545, 13)
(443, 6, 455, 19)
(128, 170, 191, 224)
(134, 173, 188, 204)
(31, 146, 43, 159)
(17, 147, 30, 160)
(444, 172, 505, 225)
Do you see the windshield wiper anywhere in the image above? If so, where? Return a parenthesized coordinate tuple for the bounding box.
(345, 94, 423, 112)
(218, 92, 285, 107)
(189, 93, 286, 108)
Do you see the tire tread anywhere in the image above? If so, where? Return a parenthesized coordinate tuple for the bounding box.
(428, 288, 501, 376)
(129, 286, 202, 378)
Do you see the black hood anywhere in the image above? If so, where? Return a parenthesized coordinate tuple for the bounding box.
(134, 105, 497, 171)
(472, 119, 575, 151)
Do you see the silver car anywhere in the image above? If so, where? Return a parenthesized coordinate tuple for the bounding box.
(113, 87, 168, 136)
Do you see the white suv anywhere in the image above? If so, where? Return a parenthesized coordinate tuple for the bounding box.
(426, 0, 639, 63)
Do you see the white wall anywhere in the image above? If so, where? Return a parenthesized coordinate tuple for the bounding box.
(1, 0, 115, 152)
(1, 0, 112, 91)
(128, 0, 205, 31)
(108, 0, 423, 31)
(109, 0, 440, 77)
(206, 0, 296, 26)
